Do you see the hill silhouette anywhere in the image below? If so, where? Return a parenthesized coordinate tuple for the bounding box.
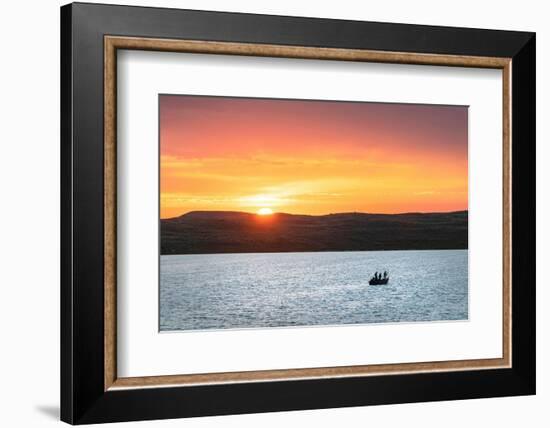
(161, 210, 467, 255)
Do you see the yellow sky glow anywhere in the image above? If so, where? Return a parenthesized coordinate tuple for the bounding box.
(160, 96, 468, 218)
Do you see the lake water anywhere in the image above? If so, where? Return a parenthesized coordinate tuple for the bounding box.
(160, 249, 468, 331)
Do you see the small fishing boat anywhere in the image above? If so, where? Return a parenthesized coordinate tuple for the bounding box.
(369, 271, 389, 285)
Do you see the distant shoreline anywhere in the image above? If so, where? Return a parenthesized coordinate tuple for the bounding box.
(161, 210, 468, 256)
(161, 209, 468, 222)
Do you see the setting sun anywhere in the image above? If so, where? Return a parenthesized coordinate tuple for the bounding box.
(257, 207, 274, 216)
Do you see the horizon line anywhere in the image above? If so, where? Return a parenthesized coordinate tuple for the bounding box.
(161, 208, 468, 220)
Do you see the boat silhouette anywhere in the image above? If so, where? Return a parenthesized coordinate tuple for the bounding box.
(369, 271, 389, 285)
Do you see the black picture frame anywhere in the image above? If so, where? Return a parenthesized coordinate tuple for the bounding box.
(61, 2, 535, 424)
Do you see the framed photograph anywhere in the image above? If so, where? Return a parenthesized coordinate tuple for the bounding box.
(61, 2, 535, 424)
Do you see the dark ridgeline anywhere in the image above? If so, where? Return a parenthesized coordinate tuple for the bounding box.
(161, 210, 468, 255)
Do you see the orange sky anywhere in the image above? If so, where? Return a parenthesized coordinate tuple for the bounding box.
(160, 95, 468, 219)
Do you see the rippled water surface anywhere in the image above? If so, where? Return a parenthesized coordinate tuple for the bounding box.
(160, 250, 468, 331)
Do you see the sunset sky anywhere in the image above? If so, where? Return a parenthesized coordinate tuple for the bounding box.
(160, 95, 468, 219)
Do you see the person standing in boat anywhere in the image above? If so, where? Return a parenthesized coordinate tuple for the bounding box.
(383, 271, 387, 279)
